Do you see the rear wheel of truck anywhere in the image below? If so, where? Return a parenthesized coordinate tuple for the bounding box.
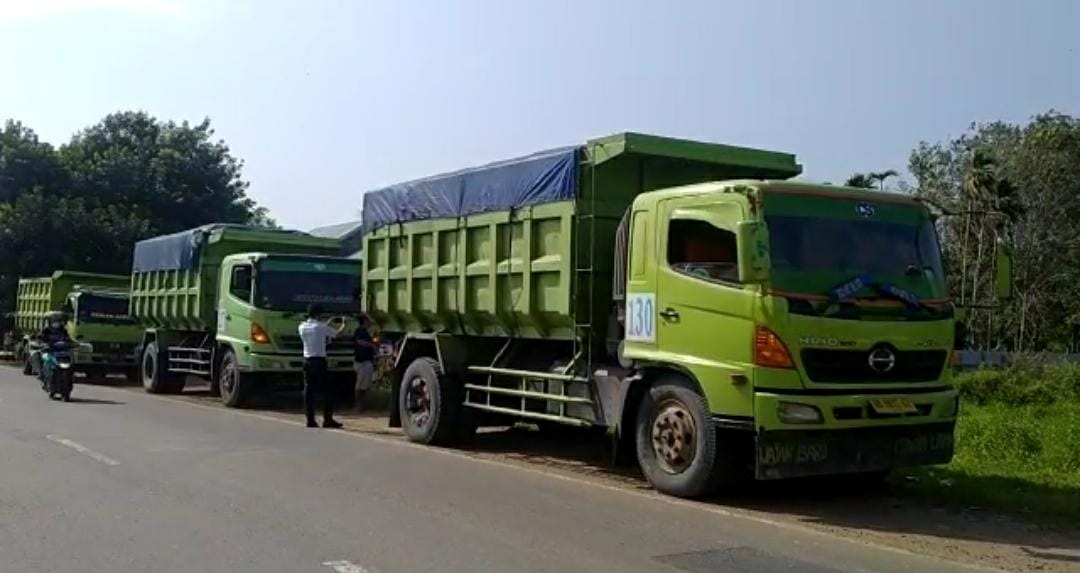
(399, 357, 467, 445)
(635, 377, 722, 499)
(142, 342, 185, 394)
(218, 349, 253, 408)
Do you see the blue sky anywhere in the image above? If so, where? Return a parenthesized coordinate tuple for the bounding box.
(2, 0, 1076, 229)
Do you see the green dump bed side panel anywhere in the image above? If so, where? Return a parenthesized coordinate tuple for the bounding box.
(364, 132, 801, 340)
(15, 271, 130, 333)
(130, 227, 341, 332)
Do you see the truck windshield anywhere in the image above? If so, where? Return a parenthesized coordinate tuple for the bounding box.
(766, 213, 947, 301)
(76, 294, 135, 325)
(256, 270, 358, 313)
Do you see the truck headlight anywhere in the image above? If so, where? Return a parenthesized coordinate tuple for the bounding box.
(778, 401, 824, 424)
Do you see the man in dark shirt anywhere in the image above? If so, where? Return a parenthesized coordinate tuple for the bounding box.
(353, 314, 375, 411)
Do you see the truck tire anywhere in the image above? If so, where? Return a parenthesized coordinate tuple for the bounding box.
(218, 349, 253, 408)
(635, 376, 722, 499)
(142, 342, 185, 394)
(399, 357, 465, 446)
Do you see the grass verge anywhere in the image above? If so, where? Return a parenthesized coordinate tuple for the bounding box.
(895, 363, 1080, 525)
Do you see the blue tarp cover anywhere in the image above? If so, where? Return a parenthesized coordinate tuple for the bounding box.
(362, 146, 579, 232)
(132, 225, 217, 272)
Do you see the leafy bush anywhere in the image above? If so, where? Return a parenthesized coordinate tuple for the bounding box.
(955, 360, 1080, 406)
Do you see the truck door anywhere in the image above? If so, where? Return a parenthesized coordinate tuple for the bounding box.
(220, 263, 253, 338)
(651, 197, 758, 411)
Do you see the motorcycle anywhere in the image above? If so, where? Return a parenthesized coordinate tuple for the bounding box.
(36, 340, 91, 402)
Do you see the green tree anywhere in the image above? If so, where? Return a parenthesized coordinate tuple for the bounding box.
(0, 120, 65, 204)
(909, 111, 1080, 351)
(58, 111, 272, 234)
(0, 111, 275, 318)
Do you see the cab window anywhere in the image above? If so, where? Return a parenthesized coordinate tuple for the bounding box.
(667, 219, 739, 284)
(229, 265, 253, 302)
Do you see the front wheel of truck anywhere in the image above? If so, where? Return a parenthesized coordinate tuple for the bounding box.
(218, 349, 253, 408)
(142, 342, 185, 394)
(399, 357, 464, 446)
(635, 377, 721, 499)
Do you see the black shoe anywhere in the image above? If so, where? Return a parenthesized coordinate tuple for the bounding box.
(306, 420, 319, 428)
(323, 419, 343, 429)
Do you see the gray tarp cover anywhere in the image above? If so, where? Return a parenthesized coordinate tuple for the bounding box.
(361, 146, 579, 232)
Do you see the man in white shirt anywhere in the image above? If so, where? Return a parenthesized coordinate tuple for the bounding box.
(298, 303, 346, 428)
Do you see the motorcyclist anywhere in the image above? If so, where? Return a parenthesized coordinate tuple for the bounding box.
(32, 311, 72, 375)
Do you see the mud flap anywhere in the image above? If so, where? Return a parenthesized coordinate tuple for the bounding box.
(755, 422, 955, 480)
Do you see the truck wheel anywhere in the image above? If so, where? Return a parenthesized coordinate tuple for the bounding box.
(142, 342, 185, 394)
(399, 357, 463, 445)
(218, 349, 252, 408)
(635, 377, 721, 498)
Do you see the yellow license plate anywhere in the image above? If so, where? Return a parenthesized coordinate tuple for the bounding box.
(869, 398, 918, 415)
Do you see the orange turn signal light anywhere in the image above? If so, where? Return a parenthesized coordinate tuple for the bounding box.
(251, 322, 271, 344)
(754, 325, 794, 369)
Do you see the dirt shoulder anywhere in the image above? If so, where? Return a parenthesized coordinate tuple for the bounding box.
(105, 381, 1080, 573)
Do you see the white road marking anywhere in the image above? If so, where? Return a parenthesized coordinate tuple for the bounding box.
(323, 560, 373, 573)
(46, 434, 120, 466)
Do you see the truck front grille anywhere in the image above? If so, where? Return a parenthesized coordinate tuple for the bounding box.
(801, 348, 946, 383)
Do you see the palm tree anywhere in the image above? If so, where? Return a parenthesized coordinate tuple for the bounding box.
(868, 169, 899, 191)
(844, 173, 876, 189)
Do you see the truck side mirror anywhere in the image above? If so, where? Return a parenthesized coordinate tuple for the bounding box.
(737, 221, 770, 284)
(994, 239, 1014, 301)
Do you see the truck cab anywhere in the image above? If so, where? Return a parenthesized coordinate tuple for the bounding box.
(63, 288, 142, 381)
(619, 180, 1002, 491)
(215, 253, 358, 379)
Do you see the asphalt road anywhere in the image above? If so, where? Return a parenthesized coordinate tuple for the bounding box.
(0, 368, 990, 573)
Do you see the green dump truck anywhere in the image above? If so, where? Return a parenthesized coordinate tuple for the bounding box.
(15, 271, 141, 379)
(363, 132, 1012, 498)
(131, 225, 361, 407)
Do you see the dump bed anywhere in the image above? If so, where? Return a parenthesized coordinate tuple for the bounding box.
(15, 271, 130, 333)
(130, 225, 341, 331)
(362, 132, 801, 341)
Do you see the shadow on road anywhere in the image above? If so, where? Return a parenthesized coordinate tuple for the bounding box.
(150, 381, 1080, 559)
(66, 396, 125, 405)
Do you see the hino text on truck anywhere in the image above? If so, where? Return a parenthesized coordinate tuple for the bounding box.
(361, 132, 1012, 498)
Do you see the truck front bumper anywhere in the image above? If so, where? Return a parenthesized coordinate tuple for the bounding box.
(247, 353, 354, 373)
(755, 422, 955, 479)
(74, 351, 137, 370)
(752, 388, 958, 479)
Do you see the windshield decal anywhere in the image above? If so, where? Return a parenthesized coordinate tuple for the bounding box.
(828, 274, 923, 309)
(831, 274, 871, 301)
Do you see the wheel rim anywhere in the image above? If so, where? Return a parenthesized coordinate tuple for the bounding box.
(404, 376, 432, 428)
(221, 360, 236, 396)
(650, 399, 697, 474)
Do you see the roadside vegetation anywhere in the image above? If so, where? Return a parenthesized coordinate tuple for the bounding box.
(896, 361, 1080, 524)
